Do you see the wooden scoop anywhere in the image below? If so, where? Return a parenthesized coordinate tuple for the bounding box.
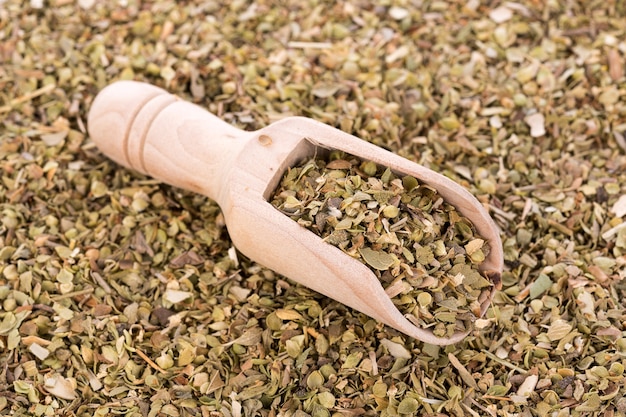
(88, 81, 503, 345)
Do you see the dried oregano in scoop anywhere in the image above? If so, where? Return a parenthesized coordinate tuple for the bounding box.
(270, 151, 493, 337)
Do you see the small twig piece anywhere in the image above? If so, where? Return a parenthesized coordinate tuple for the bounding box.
(448, 352, 479, 390)
(50, 287, 94, 301)
(135, 348, 167, 374)
(482, 349, 528, 374)
(287, 41, 333, 49)
(91, 271, 112, 294)
(0, 83, 56, 113)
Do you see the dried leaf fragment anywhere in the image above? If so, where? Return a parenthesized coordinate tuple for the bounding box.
(275, 309, 304, 321)
(547, 319, 573, 341)
(28, 342, 50, 360)
(516, 374, 538, 397)
(611, 195, 626, 218)
(529, 274, 552, 299)
(489, 6, 513, 23)
(169, 250, 204, 267)
(359, 247, 395, 270)
(43, 374, 77, 400)
(388, 6, 409, 20)
(224, 327, 263, 347)
(465, 238, 485, 255)
(576, 291, 597, 321)
(397, 397, 419, 414)
(524, 113, 546, 137)
(13, 381, 39, 403)
(163, 289, 193, 304)
(311, 82, 341, 98)
(380, 338, 411, 359)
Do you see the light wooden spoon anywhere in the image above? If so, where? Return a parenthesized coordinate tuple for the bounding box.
(88, 81, 503, 345)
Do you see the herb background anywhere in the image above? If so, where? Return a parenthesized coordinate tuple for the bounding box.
(0, 1, 625, 416)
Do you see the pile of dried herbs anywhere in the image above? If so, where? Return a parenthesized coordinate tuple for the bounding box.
(1, 0, 625, 416)
(270, 151, 492, 338)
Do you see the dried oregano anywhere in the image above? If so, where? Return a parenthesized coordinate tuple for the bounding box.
(270, 150, 492, 337)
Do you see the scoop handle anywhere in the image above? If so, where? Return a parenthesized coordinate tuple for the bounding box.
(87, 81, 248, 202)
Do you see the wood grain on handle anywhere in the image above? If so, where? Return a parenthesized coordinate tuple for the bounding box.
(87, 81, 250, 203)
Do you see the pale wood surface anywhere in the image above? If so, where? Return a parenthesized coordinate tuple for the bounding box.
(88, 81, 504, 345)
